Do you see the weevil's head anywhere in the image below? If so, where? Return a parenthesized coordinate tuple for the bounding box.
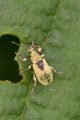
(37, 47, 42, 55)
(28, 46, 41, 63)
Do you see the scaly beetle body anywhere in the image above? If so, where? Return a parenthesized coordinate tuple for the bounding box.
(29, 46, 53, 85)
(12, 41, 63, 91)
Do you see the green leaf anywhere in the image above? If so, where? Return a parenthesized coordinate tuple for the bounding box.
(0, 0, 80, 120)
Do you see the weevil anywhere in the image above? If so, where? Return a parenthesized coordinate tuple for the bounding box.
(12, 41, 63, 92)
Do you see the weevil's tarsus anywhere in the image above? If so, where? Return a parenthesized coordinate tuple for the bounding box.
(57, 71, 63, 76)
(31, 74, 37, 92)
(50, 66, 63, 76)
(54, 70, 63, 76)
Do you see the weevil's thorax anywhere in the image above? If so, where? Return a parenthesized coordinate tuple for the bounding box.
(30, 48, 41, 63)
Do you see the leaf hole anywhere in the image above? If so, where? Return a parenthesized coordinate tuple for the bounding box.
(0, 34, 23, 83)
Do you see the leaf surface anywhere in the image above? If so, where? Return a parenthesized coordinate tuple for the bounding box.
(0, 0, 80, 120)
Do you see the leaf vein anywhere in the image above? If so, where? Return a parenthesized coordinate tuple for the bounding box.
(45, 0, 63, 39)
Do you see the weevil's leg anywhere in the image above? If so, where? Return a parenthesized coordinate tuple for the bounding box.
(14, 50, 30, 62)
(31, 41, 36, 48)
(18, 55, 30, 63)
(50, 66, 63, 76)
(20, 64, 32, 75)
(27, 65, 32, 71)
(15, 54, 31, 74)
(31, 74, 37, 92)
(22, 56, 30, 62)
(49, 66, 54, 71)
(22, 64, 32, 73)
(41, 54, 44, 58)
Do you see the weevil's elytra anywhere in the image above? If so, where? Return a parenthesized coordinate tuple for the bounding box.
(32, 58, 53, 85)
(27, 43, 53, 87)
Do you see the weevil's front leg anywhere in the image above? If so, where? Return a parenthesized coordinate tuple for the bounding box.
(24, 64, 32, 72)
(19, 55, 30, 62)
(16, 54, 31, 74)
(27, 64, 32, 71)
(15, 51, 30, 62)
(32, 74, 37, 92)
(50, 66, 63, 76)
(21, 64, 32, 74)
(41, 54, 44, 58)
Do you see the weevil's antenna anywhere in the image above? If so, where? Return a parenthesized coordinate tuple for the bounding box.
(12, 39, 48, 52)
(12, 41, 20, 47)
(32, 39, 48, 50)
(41, 39, 48, 49)
(31, 40, 40, 49)
(12, 41, 29, 50)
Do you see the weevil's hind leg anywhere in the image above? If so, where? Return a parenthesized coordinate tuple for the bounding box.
(50, 66, 63, 76)
(31, 74, 37, 92)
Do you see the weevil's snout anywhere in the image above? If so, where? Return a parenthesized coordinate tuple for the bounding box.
(28, 46, 33, 52)
(28, 48, 31, 52)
